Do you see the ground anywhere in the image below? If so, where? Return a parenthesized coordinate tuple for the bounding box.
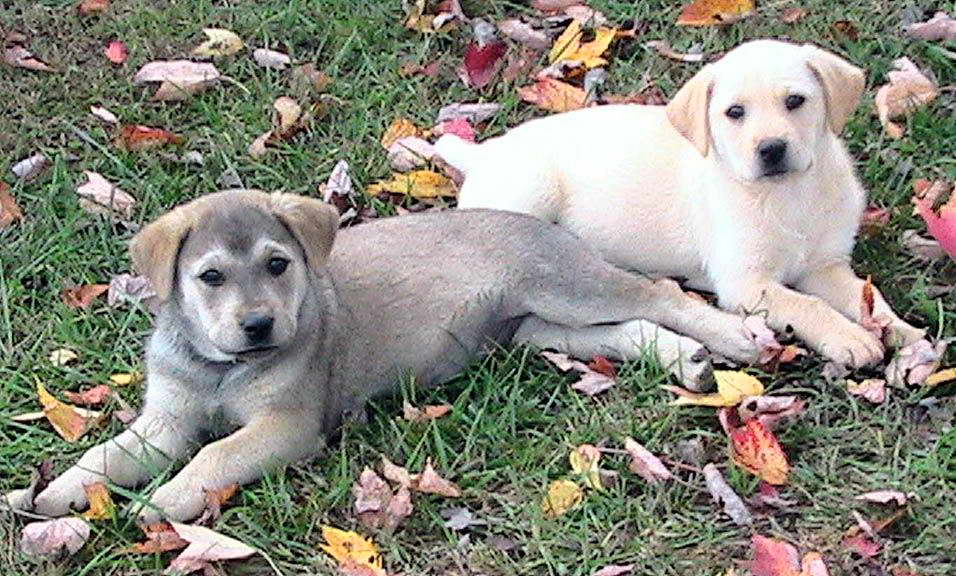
(0, 0, 954, 575)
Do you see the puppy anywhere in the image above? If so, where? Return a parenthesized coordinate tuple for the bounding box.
(10, 190, 760, 522)
(437, 39, 925, 368)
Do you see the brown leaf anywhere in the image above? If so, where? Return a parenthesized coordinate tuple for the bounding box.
(81, 482, 115, 520)
(0, 182, 24, 229)
(703, 463, 752, 526)
(644, 40, 706, 63)
(402, 401, 452, 422)
(381, 455, 413, 488)
(64, 385, 113, 406)
(167, 522, 257, 574)
(624, 437, 673, 483)
(62, 283, 109, 309)
(127, 522, 187, 554)
(196, 483, 239, 525)
(414, 459, 461, 497)
(885, 339, 947, 387)
(78, 0, 109, 15)
(37, 382, 103, 443)
(737, 395, 806, 430)
(874, 58, 938, 139)
(108, 273, 156, 307)
(860, 205, 891, 236)
(677, 0, 755, 26)
(856, 490, 913, 506)
(832, 20, 860, 41)
(518, 78, 586, 112)
(20, 518, 90, 559)
(498, 19, 551, 50)
(781, 7, 807, 23)
(132, 60, 221, 101)
(4, 44, 54, 72)
(75, 171, 135, 220)
(905, 11, 956, 42)
(353, 468, 412, 531)
(115, 125, 184, 151)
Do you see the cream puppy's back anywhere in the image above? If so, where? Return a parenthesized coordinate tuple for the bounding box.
(441, 104, 706, 278)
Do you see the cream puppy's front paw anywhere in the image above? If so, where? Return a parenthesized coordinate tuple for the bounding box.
(885, 322, 927, 349)
(138, 477, 206, 524)
(815, 321, 885, 368)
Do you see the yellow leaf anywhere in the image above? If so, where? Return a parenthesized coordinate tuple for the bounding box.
(549, 20, 617, 68)
(568, 444, 604, 491)
(925, 368, 956, 387)
(542, 479, 583, 518)
(666, 370, 764, 407)
(82, 482, 115, 521)
(109, 371, 143, 386)
(37, 381, 102, 443)
(191, 28, 244, 58)
(366, 171, 456, 199)
(319, 526, 384, 575)
(381, 117, 422, 149)
(49, 348, 78, 367)
(517, 78, 587, 113)
(677, 0, 755, 26)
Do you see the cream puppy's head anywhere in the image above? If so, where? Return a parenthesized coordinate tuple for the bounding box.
(667, 40, 865, 183)
(130, 190, 338, 362)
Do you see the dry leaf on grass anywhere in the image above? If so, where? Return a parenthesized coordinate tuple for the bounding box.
(37, 382, 103, 443)
(856, 490, 914, 506)
(781, 8, 807, 23)
(381, 455, 414, 488)
(720, 409, 790, 485)
(436, 102, 501, 124)
(751, 535, 830, 576)
(321, 159, 353, 202)
(252, 48, 291, 70)
(462, 36, 507, 88)
(249, 96, 311, 157)
(905, 12, 956, 42)
(320, 526, 385, 576)
(62, 283, 110, 309)
(415, 460, 461, 497)
(78, 0, 109, 15)
(498, 19, 551, 50)
(90, 105, 118, 124)
(569, 444, 604, 491)
(540, 351, 617, 396)
(663, 370, 764, 407)
(81, 482, 115, 520)
(108, 273, 156, 307)
(874, 58, 938, 139)
(518, 77, 586, 112)
(912, 179, 956, 260)
(737, 396, 806, 431)
(624, 437, 673, 484)
(128, 522, 188, 553)
(381, 117, 422, 149)
(116, 125, 184, 151)
(109, 371, 143, 386)
(846, 379, 886, 404)
(133, 60, 221, 101)
(542, 479, 583, 518)
(441, 507, 484, 531)
(677, 0, 755, 26)
(4, 44, 54, 72)
(167, 522, 257, 575)
(549, 20, 617, 69)
(104, 40, 127, 64)
(885, 338, 948, 387)
(75, 171, 135, 220)
(366, 170, 456, 199)
(20, 517, 90, 559)
(859, 276, 891, 340)
(402, 401, 452, 422)
(191, 28, 244, 58)
(388, 137, 437, 172)
(925, 368, 956, 387)
(433, 117, 476, 141)
(703, 463, 752, 526)
(64, 385, 112, 406)
(49, 348, 78, 366)
(832, 20, 860, 41)
(353, 468, 412, 531)
(645, 40, 706, 63)
(592, 566, 634, 576)
(12, 152, 49, 181)
(1, 182, 24, 228)
(196, 484, 239, 525)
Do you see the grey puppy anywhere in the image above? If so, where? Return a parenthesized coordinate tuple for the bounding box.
(11, 190, 758, 522)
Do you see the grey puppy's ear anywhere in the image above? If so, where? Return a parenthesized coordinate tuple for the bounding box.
(129, 204, 194, 301)
(803, 45, 865, 134)
(269, 193, 339, 271)
(666, 64, 715, 157)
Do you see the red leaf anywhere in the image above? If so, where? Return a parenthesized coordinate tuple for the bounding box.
(127, 522, 188, 553)
(115, 125, 184, 151)
(62, 284, 109, 309)
(587, 355, 617, 379)
(63, 385, 113, 406)
(463, 41, 506, 88)
(104, 41, 127, 64)
(722, 409, 790, 485)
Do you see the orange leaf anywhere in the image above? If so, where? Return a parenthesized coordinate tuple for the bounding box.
(518, 78, 586, 113)
(677, 0, 755, 26)
(78, 0, 109, 15)
(402, 401, 452, 422)
(414, 459, 461, 497)
(723, 411, 790, 485)
(752, 534, 830, 576)
(64, 385, 113, 406)
(61, 284, 109, 309)
(127, 522, 188, 554)
(381, 117, 422, 150)
(81, 482, 115, 520)
(319, 526, 385, 576)
(115, 125, 184, 151)
(0, 182, 24, 229)
(37, 382, 102, 443)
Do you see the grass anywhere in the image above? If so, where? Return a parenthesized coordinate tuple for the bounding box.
(1, 0, 954, 574)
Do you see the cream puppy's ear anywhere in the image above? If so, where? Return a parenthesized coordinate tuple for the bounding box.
(666, 65, 715, 157)
(130, 204, 195, 301)
(803, 45, 865, 134)
(269, 193, 339, 271)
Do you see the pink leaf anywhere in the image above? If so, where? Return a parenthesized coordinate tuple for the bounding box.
(104, 40, 127, 64)
(624, 437, 672, 483)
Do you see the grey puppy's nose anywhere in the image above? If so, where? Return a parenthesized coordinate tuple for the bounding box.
(757, 138, 788, 166)
(240, 313, 274, 344)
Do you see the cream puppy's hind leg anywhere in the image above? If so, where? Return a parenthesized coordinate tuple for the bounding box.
(514, 317, 714, 390)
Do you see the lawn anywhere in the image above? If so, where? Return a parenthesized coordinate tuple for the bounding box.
(1, 0, 954, 574)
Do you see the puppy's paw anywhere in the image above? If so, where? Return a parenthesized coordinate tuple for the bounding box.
(712, 323, 762, 364)
(33, 473, 91, 517)
(885, 322, 926, 349)
(817, 322, 885, 369)
(138, 478, 205, 524)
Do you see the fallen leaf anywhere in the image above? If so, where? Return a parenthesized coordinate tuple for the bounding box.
(588, 355, 617, 378)
(381, 455, 413, 488)
(4, 44, 54, 72)
(541, 351, 618, 396)
(81, 482, 115, 520)
(388, 137, 436, 172)
(498, 19, 551, 50)
(912, 180, 956, 259)
(78, 0, 109, 15)
(593, 566, 634, 576)
(925, 368, 956, 387)
(463, 39, 507, 88)
(399, 59, 440, 77)
(128, 522, 188, 554)
(624, 437, 673, 483)
(549, 20, 617, 69)
(133, 60, 221, 101)
(750, 481, 797, 510)
(167, 522, 257, 574)
(108, 273, 156, 307)
(832, 20, 860, 41)
(542, 479, 583, 518)
(62, 283, 110, 309)
(403, 401, 452, 422)
(901, 230, 947, 262)
(885, 339, 948, 387)
(366, 170, 456, 199)
(905, 11, 956, 42)
(564, 5, 609, 26)
(321, 159, 353, 202)
(721, 410, 790, 485)
(64, 385, 112, 406)
(20, 517, 90, 559)
(290, 63, 331, 95)
(664, 370, 764, 407)
(0, 182, 24, 228)
(441, 506, 484, 531)
(319, 526, 385, 576)
(856, 490, 913, 506)
(116, 125, 184, 151)
(381, 117, 422, 149)
(781, 7, 807, 23)
(846, 379, 886, 404)
(518, 77, 587, 112)
(353, 467, 412, 531)
(436, 102, 501, 125)
(90, 105, 118, 124)
(644, 40, 706, 63)
(252, 48, 291, 70)
(569, 444, 604, 491)
(874, 58, 938, 139)
(75, 171, 135, 219)
(860, 205, 891, 237)
(752, 535, 829, 576)
(703, 463, 752, 526)
(744, 316, 786, 367)
(738, 396, 806, 430)
(859, 276, 891, 339)
(37, 381, 102, 442)
(415, 459, 461, 497)
(104, 40, 127, 64)
(109, 371, 143, 386)
(433, 117, 476, 142)
(49, 348, 78, 366)
(11, 152, 49, 181)
(842, 533, 881, 558)
(532, 0, 580, 11)
(191, 28, 244, 58)
(677, 0, 755, 26)
(274, 96, 304, 136)
(195, 484, 239, 525)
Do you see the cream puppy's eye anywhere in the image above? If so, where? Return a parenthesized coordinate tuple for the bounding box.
(267, 257, 289, 276)
(725, 105, 745, 120)
(199, 269, 225, 286)
(785, 94, 806, 110)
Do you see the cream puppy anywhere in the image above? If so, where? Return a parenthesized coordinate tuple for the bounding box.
(437, 39, 925, 368)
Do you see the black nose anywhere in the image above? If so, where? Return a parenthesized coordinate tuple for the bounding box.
(757, 138, 788, 166)
(240, 313, 274, 344)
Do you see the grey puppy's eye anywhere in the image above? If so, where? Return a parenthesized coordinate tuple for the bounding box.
(786, 94, 806, 110)
(725, 105, 745, 120)
(199, 269, 225, 286)
(267, 257, 289, 276)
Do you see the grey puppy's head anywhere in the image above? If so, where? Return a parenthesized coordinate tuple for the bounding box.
(130, 190, 339, 362)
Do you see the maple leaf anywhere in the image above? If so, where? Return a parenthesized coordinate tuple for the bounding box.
(624, 437, 673, 483)
(664, 370, 764, 407)
(81, 482, 115, 520)
(366, 170, 457, 199)
(37, 381, 103, 443)
(678, 0, 755, 26)
(518, 77, 587, 113)
(62, 283, 110, 309)
(319, 526, 385, 576)
(721, 409, 790, 485)
(542, 479, 583, 518)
